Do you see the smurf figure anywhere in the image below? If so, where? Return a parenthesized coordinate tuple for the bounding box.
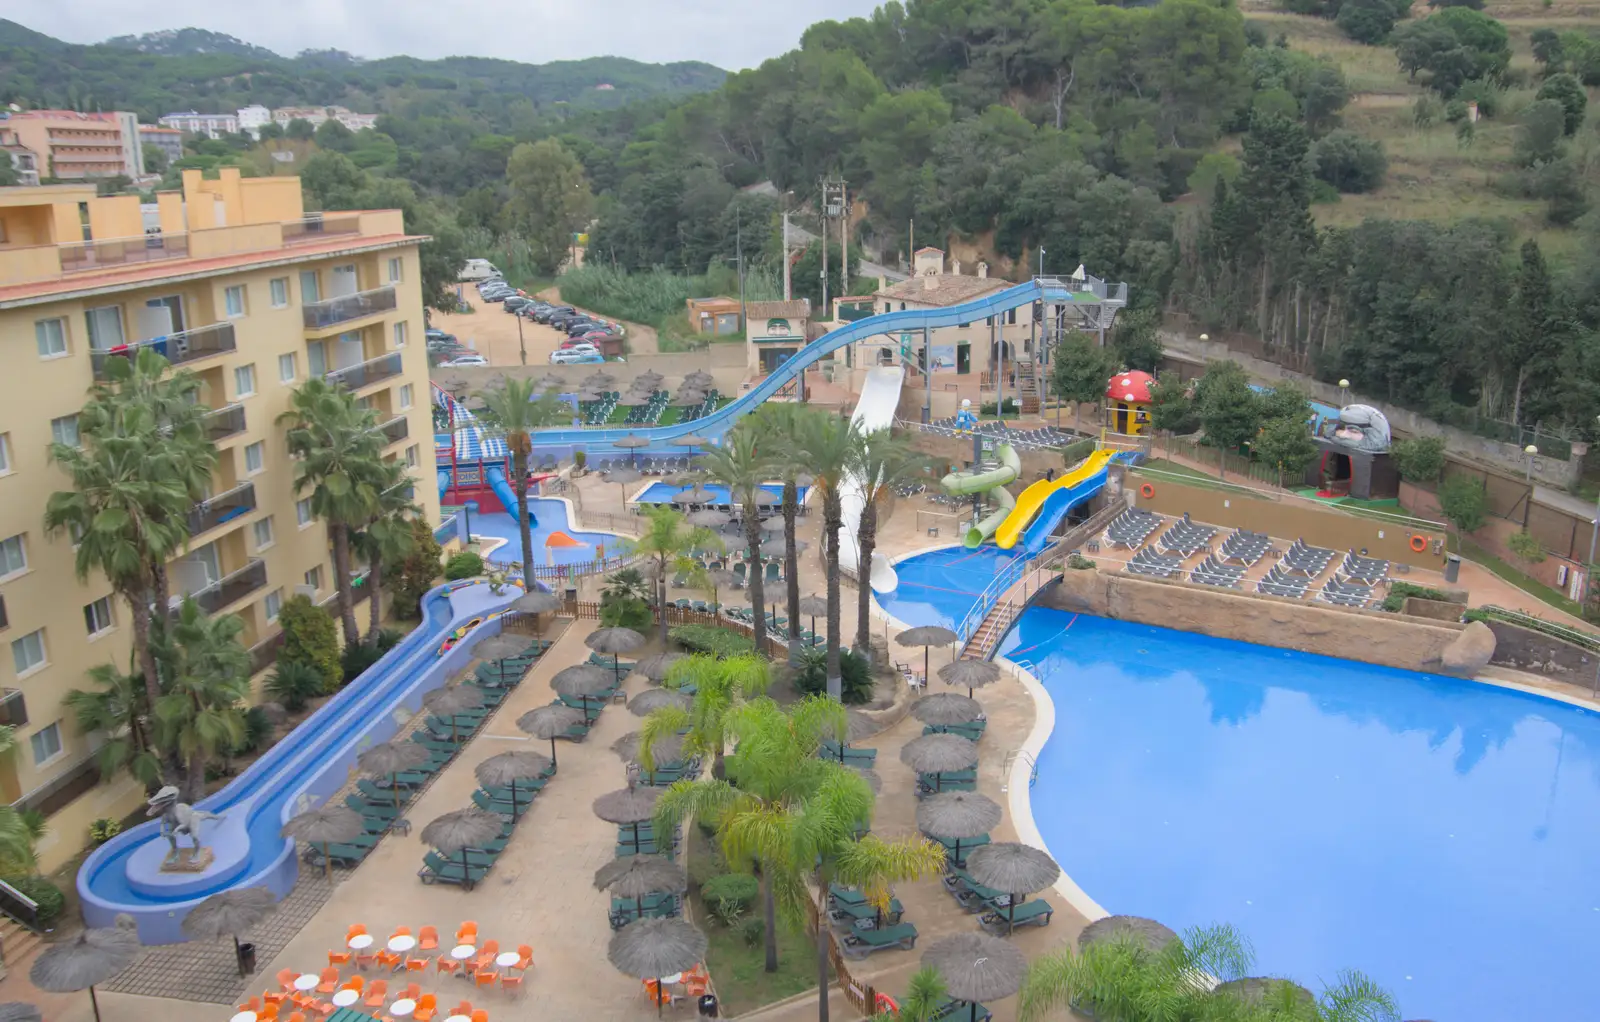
(953, 399, 979, 434)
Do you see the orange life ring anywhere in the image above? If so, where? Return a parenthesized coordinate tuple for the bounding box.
(875, 993, 899, 1015)
(1139, 483, 1155, 498)
(1409, 534, 1428, 553)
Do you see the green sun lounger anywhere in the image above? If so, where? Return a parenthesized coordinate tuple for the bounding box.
(830, 898, 903, 927)
(923, 720, 987, 741)
(926, 833, 990, 864)
(418, 851, 490, 889)
(840, 921, 918, 958)
(829, 884, 870, 907)
(979, 898, 1055, 933)
(355, 780, 412, 807)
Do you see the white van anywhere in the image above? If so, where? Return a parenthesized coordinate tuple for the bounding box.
(458, 258, 502, 282)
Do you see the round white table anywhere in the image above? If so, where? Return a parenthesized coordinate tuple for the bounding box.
(231, 1012, 257, 1022)
(444, 1015, 471, 1022)
(348, 934, 374, 951)
(388, 935, 418, 953)
(293, 975, 319, 992)
(331, 990, 359, 1008)
(495, 951, 520, 968)
(391, 998, 417, 1018)
(662, 973, 683, 985)
(450, 944, 476, 960)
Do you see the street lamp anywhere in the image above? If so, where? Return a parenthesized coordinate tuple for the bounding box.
(1524, 444, 1539, 484)
(1339, 379, 1350, 405)
(1038, 246, 1045, 277)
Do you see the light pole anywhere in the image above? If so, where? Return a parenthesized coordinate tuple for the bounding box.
(516, 313, 526, 366)
(1524, 444, 1539, 484)
(1339, 379, 1350, 405)
(1038, 246, 1045, 278)
(1589, 417, 1600, 566)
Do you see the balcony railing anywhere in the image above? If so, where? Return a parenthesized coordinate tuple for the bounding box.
(205, 403, 246, 442)
(249, 631, 287, 676)
(282, 214, 364, 246)
(187, 482, 256, 536)
(180, 559, 268, 616)
(377, 414, 409, 446)
(60, 232, 191, 274)
(303, 285, 397, 330)
(326, 351, 403, 391)
(91, 322, 237, 379)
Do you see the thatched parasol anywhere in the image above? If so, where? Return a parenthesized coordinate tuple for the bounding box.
(964, 842, 1062, 933)
(423, 684, 485, 743)
(594, 781, 663, 846)
(608, 918, 708, 1017)
(916, 792, 1001, 863)
(612, 731, 685, 772)
(579, 389, 606, 403)
(605, 466, 643, 505)
(1216, 978, 1317, 1009)
(912, 692, 983, 727)
(760, 516, 786, 532)
(619, 393, 651, 407)
(900, 733, 979, 775)
(281, 804, 364, 881)
(1077, 915, 1178, 955)
(672, 434, 708, 449)
(587, 627, 646, 684)
(798, 594, 829, 638)
(614, 434, 650, 466)
(552, 663, 616, 720)
(421, 808, 504, 890)
(897, 625, 959, 684)
(701, 568, 739, 611)
(688, 509, 729, 528)
(672, 487, 716, 505)
(760, 536, 806, 557)
(475, 749, 553, 821)
(357, 740, 430, 808)
(938, 659, 1002, 698)
(0, 1005, 40, 1022)
(182, 886, 278, 974)
(511, 589, 565, 635)
(636, 652, 686, 682)
(472, 634, 529, 663)
(628, 688, 692, 716)
(29, 923, 140, 1022)
(922, 933, 1028, 1020)
(535, 374, 564, 389)
(595, 856, 688, 921)
(671, 390, 708, 406)
(851, 768, 882, 794)
(517, 704, 587, 767)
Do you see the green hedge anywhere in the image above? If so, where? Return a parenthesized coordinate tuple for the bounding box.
(5, 875, 64, 925)
(1381, 580, 1452, 613)
(669, 624, 756, 658)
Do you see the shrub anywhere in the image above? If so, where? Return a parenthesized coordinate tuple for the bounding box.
(444, 551, 485, 580)
(669, 624, 756, 658)
(234, 706, 273, 755)
(341, 641, 385, 683)
(1438, 474, 1488, 532)
(88, 818, 122, 845)
(1413, 94, 1444, 127)
(375, 628, 404, 654)
(688, 845, 728, 889)
(1508, 530, 1546, 563)
(573, 450, 587, 473)
(702, 872, 759, 919)
(387, 518, 442, 619)
(1391, 436, 1447, 483)
(1382, 580, 1452, 612)
(1516, 99, 1568, 166)
(1067, 553, 1097, 570)
(277, 595, 342, 693)
(265, 661, 323, 712)
(5, 875, 64, 925)
(735, 915, 766, 948)
(793, 646, 876, 705)
(980, 398, 1020, 416)
(1310, 130, 1388, 192)
(1337, 0, 1408, 44)
(1536, 72, 1587, 134)
(600, 596, 652, 630)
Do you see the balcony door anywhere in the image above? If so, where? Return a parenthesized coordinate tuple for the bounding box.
(330, 264, 358, 299)
(172, 542, 222, 604)
(137, 295, 185, 344)
(334, 331, 364, 371)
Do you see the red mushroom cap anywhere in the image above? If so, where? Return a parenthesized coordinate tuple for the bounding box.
(1106, 370, 1155, 403)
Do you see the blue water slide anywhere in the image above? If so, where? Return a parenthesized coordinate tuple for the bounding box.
(486, 465, 537, 529)
(437, 468, 451, 502)
(1019, 452, 1142, 554)
(528, 278, 1109, 454)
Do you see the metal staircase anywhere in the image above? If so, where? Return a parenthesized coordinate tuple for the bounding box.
(1015, 358, 1040, 414)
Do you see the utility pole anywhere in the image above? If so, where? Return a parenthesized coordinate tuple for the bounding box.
(923, 326, 932, 424)
(781, 208, 791, 302)
(840, 184, 849, 303)
(735, 204, 747, 332)
(516, 312, 526, 366)
(821, 190, 829, 316)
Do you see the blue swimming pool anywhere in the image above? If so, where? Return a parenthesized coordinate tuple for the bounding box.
(874, 545, 1024, 632)
(636, 482, 804, 505)
(472, 498, 620, 565)
(997, 609, 1600, 1022)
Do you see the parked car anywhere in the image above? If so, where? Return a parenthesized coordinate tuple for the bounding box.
(504, 296, 532, 312)
(549, 313, 586, 329)
(549, 349, 604, 364)
(559, 339, 599, 351)
(425, 328, 455, 344)
(459, 258, 502, 281)
(427, 339, 467, 355)
(439, 354, 488, 367)
(577, 331, 615, 346)
(535, 305, 574, 323)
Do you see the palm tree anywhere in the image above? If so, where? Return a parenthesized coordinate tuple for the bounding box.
(849, 430, 927, 655)
(697, 426, 772, 653)
(279, 379, 387, 647)
(640, 653, 770, 780)
(798, 413, 866, 701)
(65, 661, 162, 790)
(623, 505, 719, 645)
(474, 380, 570, 576)
(151, 599, 250, 802)
(0, 806, 41, 877)
(867, 967, 949, 1022)
(352, 460, 419, 644)
(751, 405, 808, 662)
(602, 567, 653, 606)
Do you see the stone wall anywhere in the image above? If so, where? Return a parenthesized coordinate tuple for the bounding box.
(1041, 568, 1488, 676)
(1483, 619, 1598, 683)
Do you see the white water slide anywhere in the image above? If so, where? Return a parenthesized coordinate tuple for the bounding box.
(837, 366, 906, 593)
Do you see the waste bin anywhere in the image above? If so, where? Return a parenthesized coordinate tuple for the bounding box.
(237, 941, 257, 976)
(1444, 553, 1461, 584)
(697, 993, 719, 1018)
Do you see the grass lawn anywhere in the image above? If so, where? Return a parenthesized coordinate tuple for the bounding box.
(1460, 536, 1586, 617)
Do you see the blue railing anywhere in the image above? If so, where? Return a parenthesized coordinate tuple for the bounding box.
(955, 553, 1033, 643)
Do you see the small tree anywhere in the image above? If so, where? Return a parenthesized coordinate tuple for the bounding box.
(1391, 436, 1447, 483)
(1536, 73, 1587, 135)
(1109, 309, 1164, 373)
(1310, 131, 1388, 192)
(386, 518, 442, 619)
(1508, 530, 1546, 564)
(1196, 361, 1261, 451)
(1516, 99, 1568, 166)
(1147, 370, 1199, 436)
(1254, 417, 1319, 486)
(1438, 474, 1488, 533)
(1050, 336, 1117, 426)
(276, 595, 342, 693)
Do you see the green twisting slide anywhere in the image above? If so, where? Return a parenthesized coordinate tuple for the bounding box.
(940, 443, 1021, 548)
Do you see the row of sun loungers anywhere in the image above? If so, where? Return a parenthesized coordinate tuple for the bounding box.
(1189, 555, 1245, 589)
(1279, 538, 1336, 577)
(1339, 549, 1390, 585)
(1106, 508, 1161, 549)
(1256, 565, 1311, 599)
(1126, 546, 1185, 579)
(1319, 578, 1376, 608)
(1157, 513, 1217, 557)
(1219, 529, 1271, 566)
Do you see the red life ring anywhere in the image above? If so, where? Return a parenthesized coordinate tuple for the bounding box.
(875, 993, 899, 1015)
(1139, 483, 1155, 498)
(1409, 534, 1427, 553)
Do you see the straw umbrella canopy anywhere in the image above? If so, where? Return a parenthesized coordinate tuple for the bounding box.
(182, 886, 277, 972)
(0, 1005, 40, 1022)
(798, 594, 829, 639)
(517, 704, 587, 767)
(423, 684, 485, 743)
(614, 434, 650, 466)
(584, 371, 616, 385)
(964, 843, 1062, 933)
(922, 933, 1028, 1022)
(912, 692, 984, 727)
(611, 730, 685, 768)
(536, 373, 564, 389)
(672, 487, 716, 505)
(357, 740, 430, 808)
(422, 808, 504, 890)
(281, 804, 364, 881)
(594, 781, 663, 846)
(760, 536, 805, 557)
(900, 733, 979, 785)
(684, 371, 714, 383)
(672, 434, 708, 448)
(637, 652, 686, 683)
(472, 634, 529, 663)
(688, 509, 729, 528)
(701, 568, 738, 612)
(511, 589, 564, 635)
(29, 923, 140, 1022)
(938, 659, 1002, 698)
(552, 663, 616, 720)
(916, 792, 1001, 864)
(619, 393, 651, 407)
(1077, 915, 1178, 954)
(579, 389, 606, 403)
(850, 768, 882, 794)
(587, 626, 646, 684)
(897, 625, 959, 684)
(608, 917, 708, 1017)
(672, 391, 708, 407)
(629, 688, 692, 716)
(604, 465, 643, 507)
(595, 856, 688, 922)
(475, 750, 553, 821)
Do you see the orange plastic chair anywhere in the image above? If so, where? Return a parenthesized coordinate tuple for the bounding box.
(412, 994, 437, 1022)
(389, 925, 412, 941)
(470, 1011, 488, 1022)
(376, 950, 402, 972)
(317, 967, 341, 994)
(478, 939, 499, 960)
(328, 948, 352, 968)
(474, 968, 498, 990)
(514, 944, 533, 970)
(435, 958, 459, 978)
(684, 979, 708, 998)
(287, 1014, 306, 1022)
(341, 976, 365, 993)
(451, 1001, 473, 1019)
(405, 955, 429, 975)
(455, 921, 477, 944)
(238, 996, 263, 1012)
(260, 1003, 281, 1021)
(499, 973, 523, 996)
(264, 991, 288, 1008)
(418, 925, 439, 950)
(355, 943, 378, 971)
(346, 924, 368, 941)
(364, 979, 388, 1008)
(278, 968, 299, 993)
(402, 982, 422, 1002)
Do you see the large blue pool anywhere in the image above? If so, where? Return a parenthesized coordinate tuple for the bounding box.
(996, 609, 1600, 1022)
(472, 499, 619, 565)
(636, 482, 804, 505)
(875, 545, 1024, 631)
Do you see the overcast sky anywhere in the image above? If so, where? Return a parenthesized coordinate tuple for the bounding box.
(20, 0, 877, 71)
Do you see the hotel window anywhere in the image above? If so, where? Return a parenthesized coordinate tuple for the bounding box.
(405, 444, 419, 468)
(83, 596, 114, 636)
(84, 306, 125, 351)
(263, 589, 283, 623)
(224, 285, 247, 318)
(28, 721, 61, 765)
(300, 270, 321, 305)
(270, 277, 290, 308)
(297, 497, 314, 527)
(279, 353, 297, 384)
(398, 384, 414, 410)
(393, 322, 408, 349)
(234, 364, 257, 398)
(50, 415, 79, 448)
(253, 517, 275, 550)
(35, 318, 67, 359)
(245, 441, 265, 474)
(0, 433, 12, 475)
(304, 566, 323, 592)
(12, 630, 45, 677)
(387, 257, 403, 283)
(0, 536, 25, 578)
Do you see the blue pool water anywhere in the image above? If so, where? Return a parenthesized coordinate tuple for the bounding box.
(996, 609, 1600, 1022)
(636, 482, 804, 505)
(874, 545, 1024, 632)
(472, 498, 620, 565)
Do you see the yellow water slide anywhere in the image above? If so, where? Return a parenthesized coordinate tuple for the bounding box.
(994, 448, 1115, 549)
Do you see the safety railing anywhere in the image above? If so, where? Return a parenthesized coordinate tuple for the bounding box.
(91, 322, 237, 379)
(180, 559, 267, 615)
(205, 403, 247, 442)
(187, 482, 256, 536)
(326, 351, 403, 391)
(303, 285, 397, 330)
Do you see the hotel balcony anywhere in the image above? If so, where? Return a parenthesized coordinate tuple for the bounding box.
(326, 351, 403, 392)
(205, 403, 247, 443)
(302, 285, 397, 331)
(91, 322, 236, 380)
(377, 414, 409, 447)
(187, 482, 256, 538)
(182, 559, 268, 616)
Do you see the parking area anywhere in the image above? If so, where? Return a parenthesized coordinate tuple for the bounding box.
(427, 279, 629, 368)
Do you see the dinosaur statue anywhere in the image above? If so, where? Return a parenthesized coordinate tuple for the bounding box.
(146, 786, 225, 858)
